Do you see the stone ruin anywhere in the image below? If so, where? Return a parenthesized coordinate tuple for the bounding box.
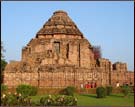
(3, 10, 134, 88)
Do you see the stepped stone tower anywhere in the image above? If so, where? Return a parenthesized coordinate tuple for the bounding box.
(22, 10, 94, 68)
(3, 10, 134, 88)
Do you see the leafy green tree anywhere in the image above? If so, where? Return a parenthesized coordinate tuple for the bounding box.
(1, 59, 7, 72)
(1, 41, 7, 83)
(1, 42, 7, 71)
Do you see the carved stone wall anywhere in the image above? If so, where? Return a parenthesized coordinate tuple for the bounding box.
(3, 65, 111, 88)
(22, 38, 94, 68)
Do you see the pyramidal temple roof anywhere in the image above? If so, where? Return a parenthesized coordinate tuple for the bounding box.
(36, 10, 83, 37)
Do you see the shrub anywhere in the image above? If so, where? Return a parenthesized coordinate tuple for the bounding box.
(1, 93, 77, 106)
(122, 86, 131, 97)
(61, 86, 76, 96)
(1, 84, 8, 93)
(30, 86, 37, 96)
(106, 86, 113, 96)
(1, 93, 32, 106)
(96, 87, 106, 98)
(40, 95, 77, 106)
(6, 94, 18, 106)
(40, 95, 54, 106)
(16, 84, 37, 97)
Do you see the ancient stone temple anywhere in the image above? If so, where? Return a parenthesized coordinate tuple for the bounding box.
(3, 10, 134, 88)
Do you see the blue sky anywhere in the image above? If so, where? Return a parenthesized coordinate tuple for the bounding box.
(1, 1, 134, 71)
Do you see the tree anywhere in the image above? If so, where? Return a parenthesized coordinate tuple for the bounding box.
(92, 46, 102, 60)
(1, 41, 7, 83)
(1, 60, 7, 72)
(1, 41, 7, 70)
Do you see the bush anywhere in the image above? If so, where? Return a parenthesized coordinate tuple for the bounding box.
(1, 84, 8, 93)
(40, 95, 77, 106)
(61, 86, 76, 96)
(1, 93, 32, 106)
(6, 94, 18, 106)
(40, 95, 54, 106)
(16, 84, 37, 97)
(1, 93, 77, 106)
(30, 86, 37, 96)
(122, 86, 131, 97)
(106, 86, 113, 96)
(96, 87, 106, 98)
(129, 86, 134, 93)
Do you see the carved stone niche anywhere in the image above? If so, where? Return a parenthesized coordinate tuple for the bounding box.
(35, 57, 42, 64)
(46, 50, 53, 58)
(48, 66, 55, 72)
(19, 62, 31, 72)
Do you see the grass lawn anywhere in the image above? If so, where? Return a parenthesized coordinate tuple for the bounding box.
(31, 93, 134, 106)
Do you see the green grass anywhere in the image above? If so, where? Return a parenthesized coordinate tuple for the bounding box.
(77, 93, 134, 106)
(30, 93, 134, 106)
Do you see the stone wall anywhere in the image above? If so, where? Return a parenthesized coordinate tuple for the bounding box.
(110, 62, 134, 86)
(3, 56, 134, 88)
(3, 63, 112, 88)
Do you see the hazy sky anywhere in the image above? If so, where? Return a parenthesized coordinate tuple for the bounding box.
(1, 1, 134, 71)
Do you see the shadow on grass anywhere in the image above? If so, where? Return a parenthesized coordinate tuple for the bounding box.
(81, 93, 134, 99)
(80, 94, 132, 98)
(81, 94, 97, 98)
(129, 93, 134, 96)
(110, 94, 124, 98)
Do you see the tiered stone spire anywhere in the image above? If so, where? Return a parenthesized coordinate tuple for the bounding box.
(36, 10, 83, 37)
